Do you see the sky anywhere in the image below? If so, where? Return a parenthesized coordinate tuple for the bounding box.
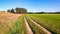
(0, 0, 60, 12)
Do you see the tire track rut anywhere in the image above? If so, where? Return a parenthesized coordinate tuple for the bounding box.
(26, 17, 52, 34)
(24, 17, 33, 34)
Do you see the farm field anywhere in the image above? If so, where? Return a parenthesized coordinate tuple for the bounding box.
(0, 12, 60, 34)
(26, 17, 48, 34)
(26, 14, 60, 34)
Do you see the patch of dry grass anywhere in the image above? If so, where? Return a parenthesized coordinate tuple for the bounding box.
(0, 12, 22, 34)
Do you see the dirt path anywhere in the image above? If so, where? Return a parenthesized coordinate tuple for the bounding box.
(24, 17, 33, 34)
(27, 17, 52, 34)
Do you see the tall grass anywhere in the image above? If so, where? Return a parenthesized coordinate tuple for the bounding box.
(6, 16, 27, 34)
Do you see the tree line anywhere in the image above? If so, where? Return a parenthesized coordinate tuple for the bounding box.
(27, 12, 60, 14)
(6, 7, 60, 14)
(7, 7, 27, 14)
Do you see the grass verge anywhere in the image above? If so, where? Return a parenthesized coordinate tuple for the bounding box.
(6, 16, 27, 34)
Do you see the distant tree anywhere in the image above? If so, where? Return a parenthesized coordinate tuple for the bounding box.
(11, 9, 15, 13)
(27, 12, 34, 14)
(7, 9, 11, 12)
(23, 8, 27, 13)
(21, 8, 27, 14)
(35, 12, 44, 14)
(2, 11, 6, 12)
(15, 8, 21, 14)
(15, 7, 27, 14)
(54, 11, 60, 14)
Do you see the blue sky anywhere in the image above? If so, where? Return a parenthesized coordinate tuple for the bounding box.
(0, 0, 60, 12)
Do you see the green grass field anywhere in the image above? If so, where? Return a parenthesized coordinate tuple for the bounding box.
(26, 17, 47, 34)
(26, 14, 60, 34)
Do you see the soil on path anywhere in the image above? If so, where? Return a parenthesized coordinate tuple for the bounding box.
(24, 17, 33, 34)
